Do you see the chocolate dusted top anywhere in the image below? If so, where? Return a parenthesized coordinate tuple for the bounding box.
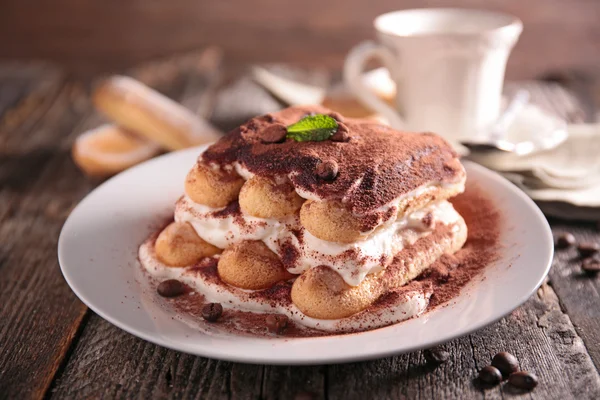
(202, 105, 464, 214)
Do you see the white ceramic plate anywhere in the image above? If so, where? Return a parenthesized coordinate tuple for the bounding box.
(59, 147, 553, 365)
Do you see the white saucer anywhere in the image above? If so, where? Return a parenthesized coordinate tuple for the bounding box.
(466, 101, 568, 168)
(58, 147, 553, 365)
(362, 68, 568, 157)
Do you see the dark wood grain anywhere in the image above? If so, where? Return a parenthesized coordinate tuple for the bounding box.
(546, 223, 600, 371)
(1, 0, 600, 79)
(0, 68, 93, 399)
(262, 365, 325, 400)
(48, 313, 264, 399)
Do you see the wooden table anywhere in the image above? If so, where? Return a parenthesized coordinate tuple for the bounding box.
(1, 51, 600, 399)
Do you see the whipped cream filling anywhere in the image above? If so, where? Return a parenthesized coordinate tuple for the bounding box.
(139, 241, 432, 332)
(176, 196, 461, 286)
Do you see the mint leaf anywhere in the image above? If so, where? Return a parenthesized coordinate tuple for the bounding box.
(286, 114, 338, 142)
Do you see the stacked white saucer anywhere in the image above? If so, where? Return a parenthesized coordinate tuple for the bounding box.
(468, 122, 600, 220)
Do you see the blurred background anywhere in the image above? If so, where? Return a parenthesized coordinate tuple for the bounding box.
(1, 0, 599, 78)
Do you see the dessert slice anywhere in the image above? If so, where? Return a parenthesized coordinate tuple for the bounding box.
(139, 105, 468, 333)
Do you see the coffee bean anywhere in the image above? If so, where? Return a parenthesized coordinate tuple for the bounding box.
(508, 371, 538, 390)
(201, 303, 223, 322)
(263, 113, 277, 123)
(328, 111, 344, 122)
(555, 232, 576, 249)
(578, 242, 600, 257)
(491, 352, 519, 377)
(260, 124, 287, 144)
(421, 212, 434, 229)
(330, 123, 351, 142)
(478, 365, 502, 385)
(266, 314, 288, 334)
(316, 160, 339, 181)
(424, 346, 450, 364)
(582, 257, 600, 274)
(157, 279, 186, 297)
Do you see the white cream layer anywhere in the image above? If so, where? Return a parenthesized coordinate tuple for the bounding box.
(176, 197, 461, 286)
(139, 241, 431, 332)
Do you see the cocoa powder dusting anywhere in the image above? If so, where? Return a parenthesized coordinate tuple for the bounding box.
(424, 182, 502, 308)
(211, 201, 240, 218)
(169, 290, 326, 338)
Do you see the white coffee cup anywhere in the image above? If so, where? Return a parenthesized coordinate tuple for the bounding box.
(344, 8, 522, 143)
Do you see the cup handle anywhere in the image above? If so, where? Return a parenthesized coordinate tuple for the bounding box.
(343, 41, 404, 128)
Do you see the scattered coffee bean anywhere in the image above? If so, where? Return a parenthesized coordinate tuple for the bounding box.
(555, 232, 576, 249)
(582, 257, 600, 274)
(201, 303, 223, 322)
(157, 279, 187, 297)
(316, 160, 339, 181)
(260, 124, 287, 143)
(266, 314, 289, 334)
(478, 365, 503, 385)
(330, 122, 351, 142)
(508, 371, 538, 390)
(424, 347, 450, 364)
(578, 242, 600, 257)
(491, 352, 519, 377)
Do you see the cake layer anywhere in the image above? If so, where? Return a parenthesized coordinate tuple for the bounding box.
(201, 105, 465, 215)
(176, 194, 462, 286)
(139, 214, 466, 328)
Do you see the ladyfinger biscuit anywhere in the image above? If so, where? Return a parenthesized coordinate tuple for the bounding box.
(291, 216, 467, 319)
(155, 222, 221, 267)
(397, 183, 465, 220)
(72, 124, 161, 178)
(239, 176, 304, 219)
(185, 162, 244, 208)
(93, 76, 221, 150)
(299, 200, 367, 244)
(218, 240, 295, 290)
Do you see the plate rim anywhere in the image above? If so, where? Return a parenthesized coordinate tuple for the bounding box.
(58, 148, 554, 365)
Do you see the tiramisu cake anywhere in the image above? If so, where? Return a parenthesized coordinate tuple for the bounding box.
(139, 105, 471, 334)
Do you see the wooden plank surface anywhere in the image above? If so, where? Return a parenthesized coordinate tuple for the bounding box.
(48, 313, 265, 399)
(2, 57, 600, 399)
(0, 67, 92, 399)
(546, 222, 600, 370)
